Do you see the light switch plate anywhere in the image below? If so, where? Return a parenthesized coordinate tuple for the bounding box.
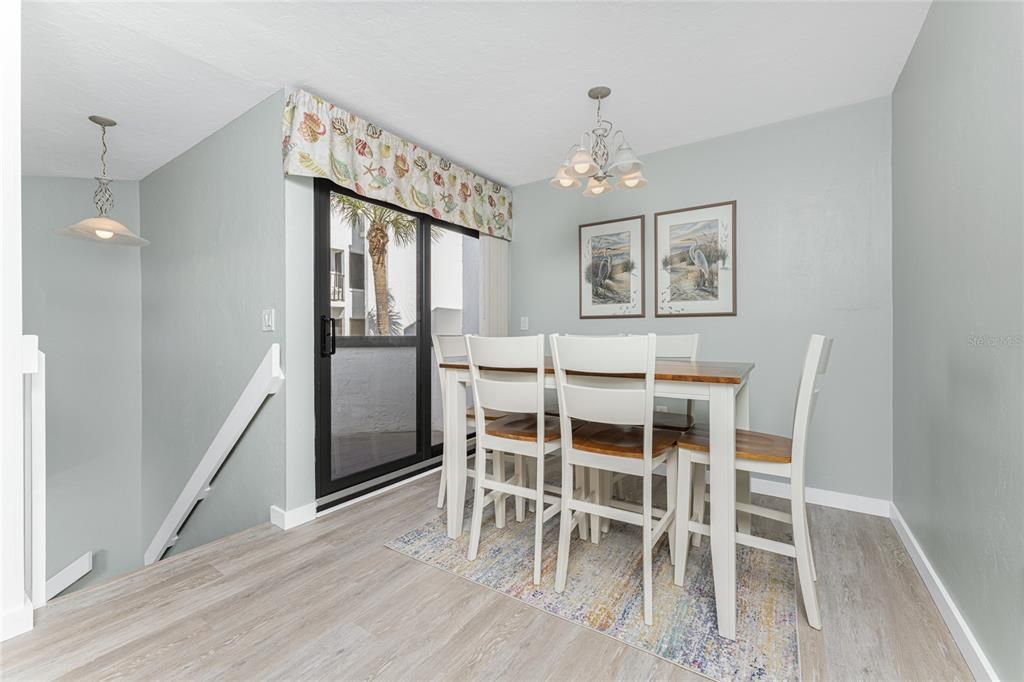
(262, 308, 276, 332)
(520, 316, 529, 331)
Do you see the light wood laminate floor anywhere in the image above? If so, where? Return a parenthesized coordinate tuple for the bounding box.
(0, 475, 972, 681)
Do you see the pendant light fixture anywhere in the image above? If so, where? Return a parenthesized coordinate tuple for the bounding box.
(59, 116, 148, 246)
(551, 87, 646, 197)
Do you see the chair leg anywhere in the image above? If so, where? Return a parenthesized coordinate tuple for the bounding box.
(532, 454, 545, 585)
(528, 458, 537, 512)
(690, 463, 705, 548)
(666, 454, 677, 566)
(792, 489, 821, 629)
(736, 469, 751, 533)
(600, 471, 611, 534)
(805, 512, 817, 582)
(515, 454, 526, 523)
(436, 444, 447, 509)
(642, 468, 654, 626)
(673, 452, 692, 587)
(467, 448, 489, 561)
(575, 466, 589, 541)
(555, 459, 574, 592)
(589, 468, 601, 544)
(493, 452, 506, 528)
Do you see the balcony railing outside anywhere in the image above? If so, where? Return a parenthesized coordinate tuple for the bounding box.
(330, 271, 345, 301)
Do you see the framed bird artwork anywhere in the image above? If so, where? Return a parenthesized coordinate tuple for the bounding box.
(578, 215, 645, 319)
(654, 201, 737, 317)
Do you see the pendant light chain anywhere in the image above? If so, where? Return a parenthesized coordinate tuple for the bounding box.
(93, 123, 115, 217)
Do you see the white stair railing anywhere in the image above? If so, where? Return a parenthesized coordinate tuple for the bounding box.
(144, 344, 285, 565)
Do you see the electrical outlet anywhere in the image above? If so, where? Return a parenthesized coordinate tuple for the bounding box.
(655, 405, 669, 413)
(520, 316, 529, 331)
(261, 308, 276, 332)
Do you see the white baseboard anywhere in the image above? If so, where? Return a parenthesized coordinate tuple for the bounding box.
(316, 467, 439, 519)
(1, 596, 33, 641)
(45, 551, 93, 601)
(889, 503, 997, 681)
(750, 477, 890, 517)
(269, 502, 316, 531)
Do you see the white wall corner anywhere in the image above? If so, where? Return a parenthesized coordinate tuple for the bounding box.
(270, 503, 316, 531)
(749, 477, 891, 517)
(889, 503, 999, 682)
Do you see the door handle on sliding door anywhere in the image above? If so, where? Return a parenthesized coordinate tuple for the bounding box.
(320, 315, 337, 357)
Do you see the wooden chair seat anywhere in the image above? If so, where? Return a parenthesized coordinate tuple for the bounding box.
(652, 411, 695, 432)
(466, 407, 512, 422)
(485, 413, 561, 443)
(677, 424, 792, 463)
(571, 422, 679, 459)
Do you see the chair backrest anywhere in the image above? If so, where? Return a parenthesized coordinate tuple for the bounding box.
(790, 334, 833, 482)
(465, 334, 546, 442)
(432, 334, 467, 403)
(656, 333, 699, 360)
(550, 334, 658, 460)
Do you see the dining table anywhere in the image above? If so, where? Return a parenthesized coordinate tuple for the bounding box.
(438, 357, 755, 640)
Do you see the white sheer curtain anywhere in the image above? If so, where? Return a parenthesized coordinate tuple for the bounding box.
(479, 235, 510, 336)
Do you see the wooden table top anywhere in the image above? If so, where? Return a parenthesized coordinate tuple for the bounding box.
(439, 358, 755, 385)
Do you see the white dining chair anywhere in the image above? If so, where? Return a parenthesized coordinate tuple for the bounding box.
(603, 333, 706, 547)
(433, 333, 509, 509)
(674, 334, 833, 630)
(551, 333, 680, 626)
(465, 334, 563, 585)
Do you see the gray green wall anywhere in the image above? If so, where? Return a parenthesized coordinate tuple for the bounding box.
(140, 91, 287, 556)
(892, 2, 1023, 678)
(511, 97, 894, 500)
(21, 176, 142, 590)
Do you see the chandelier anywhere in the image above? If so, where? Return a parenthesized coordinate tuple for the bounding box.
(551, 86, 646, 197)
(59, 116, 148, 246)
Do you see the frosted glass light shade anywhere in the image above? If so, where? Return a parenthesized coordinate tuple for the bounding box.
(566, 146, 598, 177)
(617, 170, 648, 189)
(609, 143, 643, 175)
(582, 177, 613, 197)
(550, 165, 581, 189)
(59, 216, 150, 246)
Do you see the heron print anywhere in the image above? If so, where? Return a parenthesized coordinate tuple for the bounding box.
(664, 218, 726, 301)
(586, 231, 635, 305)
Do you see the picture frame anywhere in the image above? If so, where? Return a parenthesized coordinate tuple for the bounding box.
(578, 215, 645, 319)
(654, 201, 737, 317)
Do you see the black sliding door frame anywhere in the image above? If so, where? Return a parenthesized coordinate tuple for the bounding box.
(313, 178, 478, 509)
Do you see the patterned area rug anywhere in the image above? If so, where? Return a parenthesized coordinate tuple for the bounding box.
(387, 502, 800, 680)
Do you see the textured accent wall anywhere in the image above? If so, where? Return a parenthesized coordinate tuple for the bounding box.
(892, 3, 1023, 678)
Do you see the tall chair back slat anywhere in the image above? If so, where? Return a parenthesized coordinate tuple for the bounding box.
(466, 335, 546, 441)
(551, 334, 658, 457)
(474, 377, 539, 413)
(656, 333, 700, 360)
(790, 334, 833, 484)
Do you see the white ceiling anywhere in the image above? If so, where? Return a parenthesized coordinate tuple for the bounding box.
(23, 1, 929, 187)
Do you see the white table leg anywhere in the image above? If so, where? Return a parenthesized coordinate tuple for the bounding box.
(735, 378, 751, 534)
(445, 369, 467, 538)
(709, 383, 737, 640)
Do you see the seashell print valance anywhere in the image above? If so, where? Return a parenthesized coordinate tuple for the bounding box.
(282, 89, 512, 241)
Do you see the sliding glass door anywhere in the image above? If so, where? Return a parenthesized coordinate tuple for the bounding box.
(314, 180, 478, 507)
